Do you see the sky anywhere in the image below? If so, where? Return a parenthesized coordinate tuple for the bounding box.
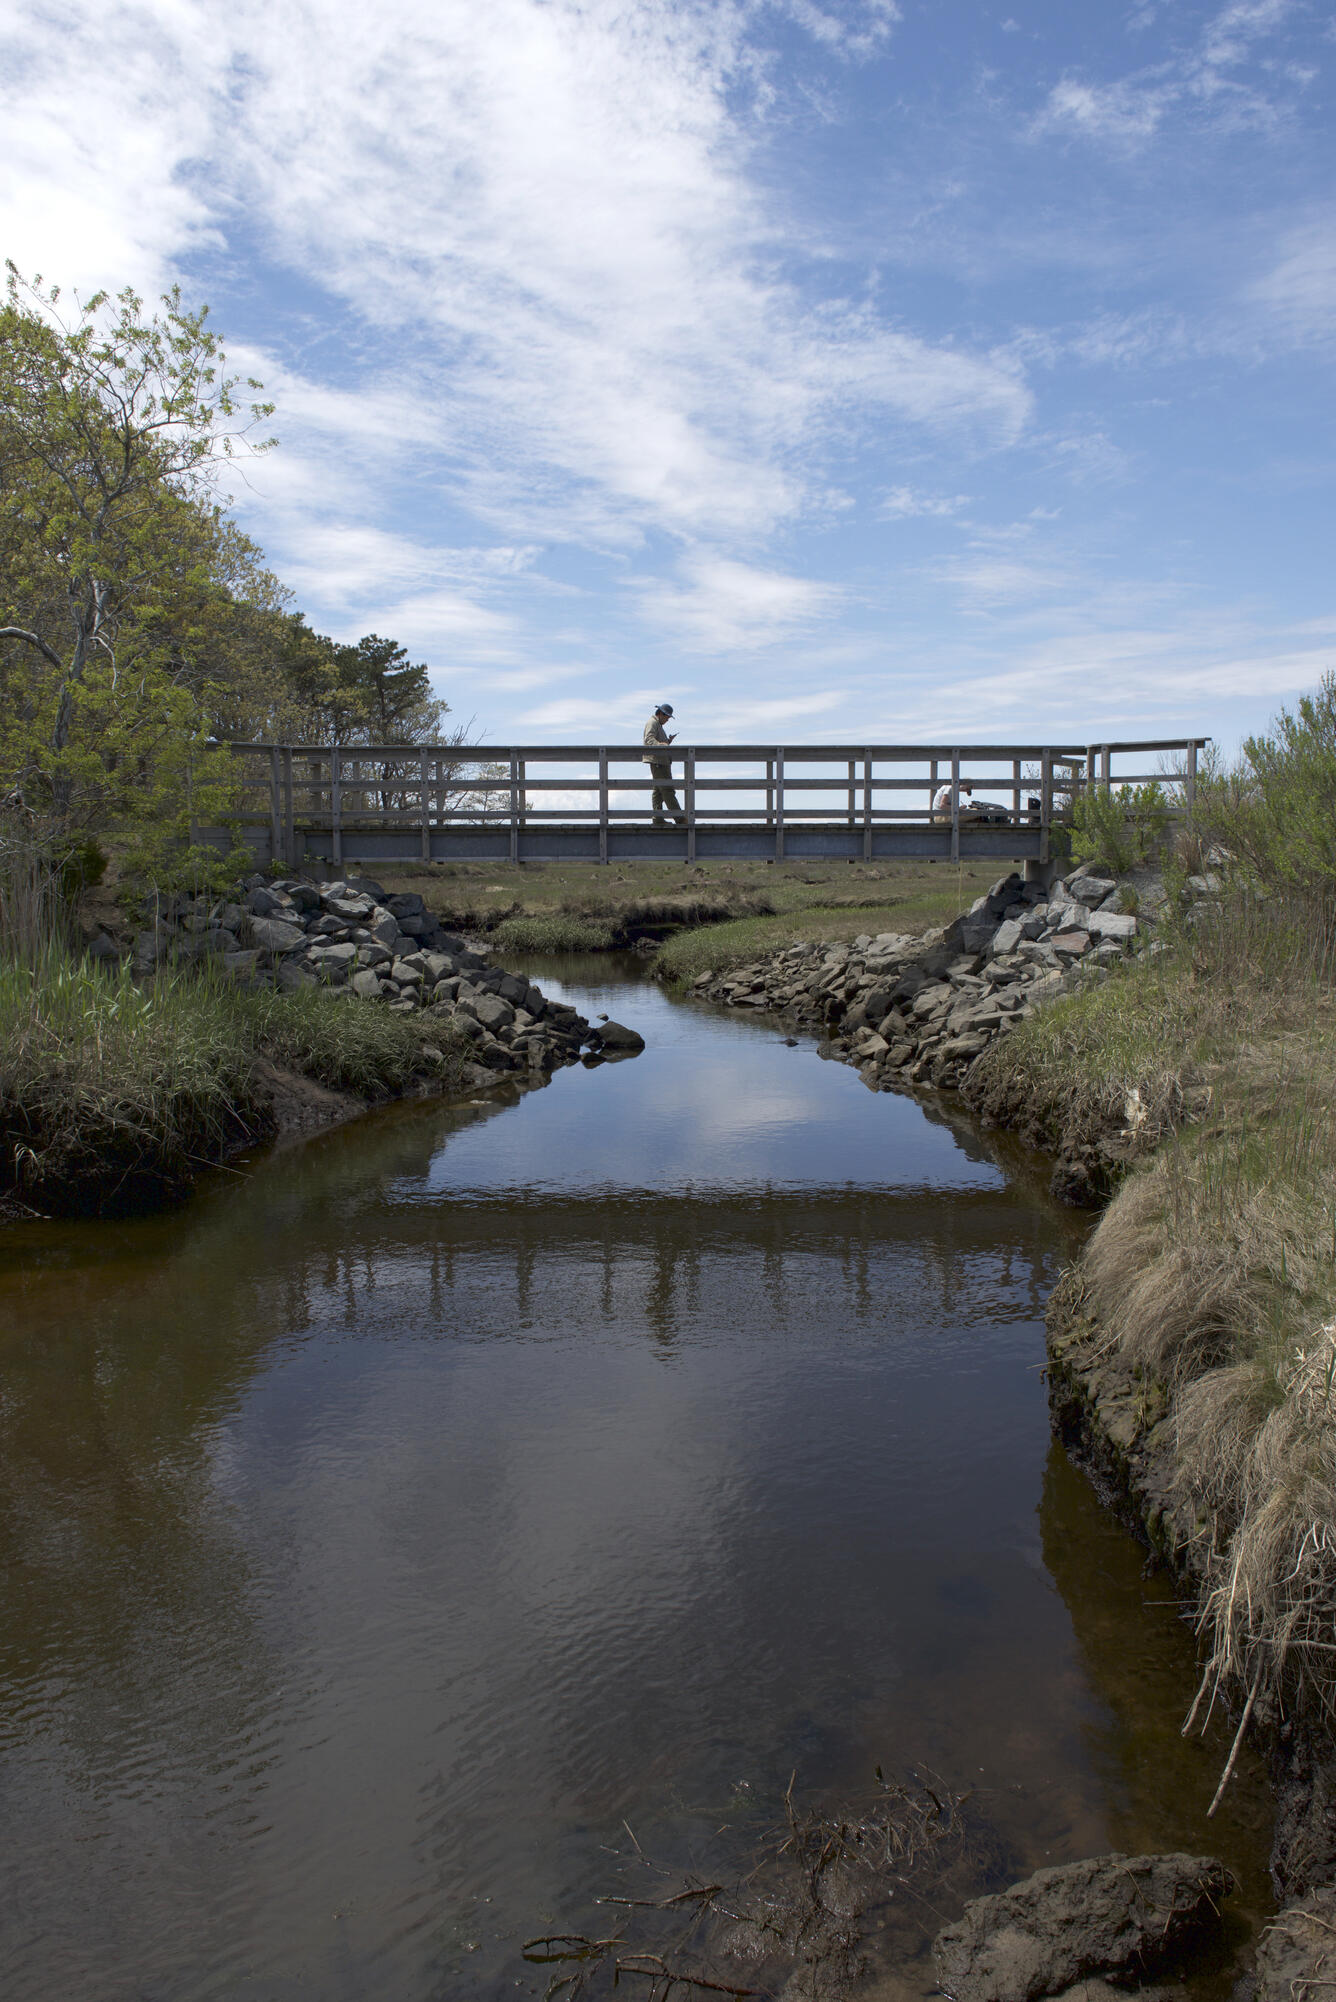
(3, 0, 1334, 754)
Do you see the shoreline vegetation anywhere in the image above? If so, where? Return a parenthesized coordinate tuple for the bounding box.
(0, 951, 474, 1216)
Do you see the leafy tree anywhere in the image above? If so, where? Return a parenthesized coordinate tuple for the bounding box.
(331, 632, 446, 744)
(0, 266, 273, 859)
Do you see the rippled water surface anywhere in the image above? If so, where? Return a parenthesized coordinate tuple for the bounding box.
(0, 956, 1272, 1999)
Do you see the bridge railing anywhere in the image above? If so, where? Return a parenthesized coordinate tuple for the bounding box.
(222, 738, 1209, 867)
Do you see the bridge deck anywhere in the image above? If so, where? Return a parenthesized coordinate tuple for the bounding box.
(297, 819, 1046, 866)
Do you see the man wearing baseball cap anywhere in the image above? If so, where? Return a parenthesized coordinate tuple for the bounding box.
(643, 702, 685, 826)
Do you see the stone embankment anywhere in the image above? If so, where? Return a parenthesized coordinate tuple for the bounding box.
(684, 866, 1143, 1096)
(129, 874, 644, 1075)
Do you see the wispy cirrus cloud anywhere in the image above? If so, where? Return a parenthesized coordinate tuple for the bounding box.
(1033, 0, 1305, 145)
(880, 487, 972, 519)
(1249, 214, 1336, 345)
(635, 555, 842, 650)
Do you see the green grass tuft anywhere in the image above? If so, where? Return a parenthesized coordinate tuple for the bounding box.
(490, 913, 616, 953)
(0, 950, 466, 1214)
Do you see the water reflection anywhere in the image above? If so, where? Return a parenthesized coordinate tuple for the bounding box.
(0, 960, 1270, 2002)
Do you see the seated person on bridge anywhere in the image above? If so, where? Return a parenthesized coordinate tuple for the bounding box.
(931, 781, 977, 823)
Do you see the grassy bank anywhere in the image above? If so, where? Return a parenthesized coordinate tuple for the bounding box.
(654, 865, 1000, 981)
(968, 887, 1336, 1735)
(0, 951, 467, 1214)
(363, 855, 999, 955)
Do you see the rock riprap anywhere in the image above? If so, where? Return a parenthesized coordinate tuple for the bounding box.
(932, 1852, 1235, 2002)
(685, 868, 1145, 1095)
(132, 875, 615, 1078)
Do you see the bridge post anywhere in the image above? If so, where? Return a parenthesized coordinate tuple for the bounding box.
(269, 747, 281, 866)
(1040, 747, 1053, 864)
(508, 754, 519, 864)
(1185, 740, 1198, 825)
(282, 748, 295, 868)
(331, 748, 342, 868)
(929, 758, 938, 824)
(1012, 758, 1021, 824)
(950, 750, 960, 863)
(685, 747, 696, 864)
(764, 757, 774, 826)
(774, 751, 785, 861)
(420, 750, 431, 862)
(1085, 743, 1096, 809)
(863, 753, 872, 861)
(598, 750, 609, 864)
(846, 759, 855, 828)
(1101, 744, 1112, 794)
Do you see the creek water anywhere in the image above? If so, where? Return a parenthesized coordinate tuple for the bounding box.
(0, 954, 1272, 2001)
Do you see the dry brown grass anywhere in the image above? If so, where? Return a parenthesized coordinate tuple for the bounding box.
(1040, 897, 1336, 1732)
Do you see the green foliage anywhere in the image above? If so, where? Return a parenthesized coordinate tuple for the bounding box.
(1202, 672, 1336, 907)
(265, 622, 449, 746)
(57, 837, 107, 900)
(0, 265, 273, 853)
(1070, 779, 1170, 873)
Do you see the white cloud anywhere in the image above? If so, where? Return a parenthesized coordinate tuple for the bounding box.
(934, 556, 1073, 606)
(880, 486, 972, 519)
(0, 0, 1027, 568)
(1033, 0, 1303, 145)
(636, 555, 841, 650)
(1250, 215, 1336, 343)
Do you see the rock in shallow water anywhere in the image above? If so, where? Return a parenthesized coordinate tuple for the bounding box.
(589, 1020, 646, 1052)
(932, 1852, 1234, 2002)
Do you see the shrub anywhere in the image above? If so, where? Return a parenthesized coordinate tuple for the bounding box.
(1070, 779, 1171, 873)
(1200, 672, 1336, 911)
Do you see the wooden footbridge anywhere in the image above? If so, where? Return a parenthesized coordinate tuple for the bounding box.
(217, 738, 1207, 869)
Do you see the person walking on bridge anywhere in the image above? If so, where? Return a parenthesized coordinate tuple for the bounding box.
(643, 703, 686, 826)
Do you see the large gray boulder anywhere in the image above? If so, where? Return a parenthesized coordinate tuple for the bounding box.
(933, 1853, 1233, 2002)
(1066, 874, 1116, 908)
(321, 890, 374, 922)
(248, 916, 307, 954)
(244, 885, 293, 917)
(473, 992, 516, 1033)
(1087, 910, 1137, 941)
(592, 1020, 645, 1052)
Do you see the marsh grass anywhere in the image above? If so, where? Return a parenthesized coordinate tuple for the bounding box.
(0, 951, 462, 1212)
(991, 882, 1336, 1730)
(656, 887, 982, 982)
(490, 913, 617, 953)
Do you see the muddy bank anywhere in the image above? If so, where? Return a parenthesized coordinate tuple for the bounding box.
(1048, 1273, 1336, 1924)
